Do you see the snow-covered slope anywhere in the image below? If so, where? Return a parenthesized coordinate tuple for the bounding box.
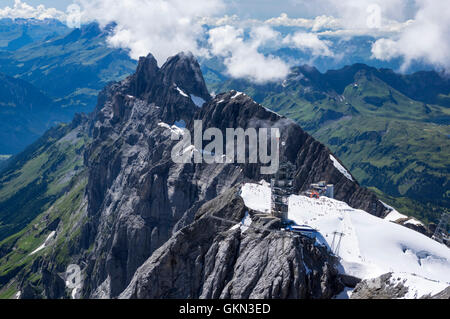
(240, 181, 271, 214)
(382, 201, 424, 227)
(388, 273, 448, 299)
(240, 182, 450, 297)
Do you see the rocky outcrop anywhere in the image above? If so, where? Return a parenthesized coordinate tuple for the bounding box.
(351, 273, 409, 299)
(119, 187, 343, 299)
(394, 218, 432, 237)
(351, 273, 450, 299)
(429, 287, 450, 299)
(82, 52, 245, 298)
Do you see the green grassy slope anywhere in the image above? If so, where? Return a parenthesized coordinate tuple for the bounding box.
(0, 176, 87, 299)
(0, 118, 90, 298)
(0, 118, 88, 241)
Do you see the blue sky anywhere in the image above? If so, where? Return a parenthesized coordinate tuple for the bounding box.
(3, 0, 329, 19)
(3, 0, 419, 21)
(4, 0, 70, 10)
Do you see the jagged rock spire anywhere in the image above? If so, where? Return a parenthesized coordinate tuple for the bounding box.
(131, 53, 159, 97)
(125, 51, 211, 123)
(130, 51, 210, 102)
(160, 51, 211, 101)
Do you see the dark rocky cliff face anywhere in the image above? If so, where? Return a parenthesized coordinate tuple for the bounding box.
(10, 52, 387, 299)
(194, 91, 384, 216)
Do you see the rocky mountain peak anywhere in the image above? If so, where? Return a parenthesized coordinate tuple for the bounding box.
(160, 51, 211, 101)
(121, 51, 210, 123)
(132, 53, 159, 97)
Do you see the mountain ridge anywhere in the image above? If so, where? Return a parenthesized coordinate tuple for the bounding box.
(206, 62, 450, 227)
(0, 52, 389, 299)
(0, 21, 136, 155)
(0, 72, 72, 154)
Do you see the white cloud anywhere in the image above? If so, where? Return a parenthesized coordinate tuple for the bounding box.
(311, 15, 341, 32)
(316, 19, 413, 38)
(198, 14, 240, 27)
(249, 25, 279, 46)
(2, 0, 448, 76)
(283, 32, 333, 57)
(371, 0, 450, 71)
(0, 0, 65, 20)
(208, 25, 290, 83)
(265, 13, 341, 31)
(76, 0, 224, 64)
(371, 38, 400, 61)
(290, 0, 411, 27)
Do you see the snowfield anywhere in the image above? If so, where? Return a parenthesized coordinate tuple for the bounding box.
(240, 182, 450, 298)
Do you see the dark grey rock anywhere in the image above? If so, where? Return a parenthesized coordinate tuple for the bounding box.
(119, 187, 343, 299)
(351, 273, 408, 299)
(429, 287, 450, 299)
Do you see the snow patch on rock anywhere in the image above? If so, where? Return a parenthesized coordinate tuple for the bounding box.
(231, 91, 244, 99)
(404, 219, 424, 227)
(176, 86, 189, 98)
(30, 231, 56, 255)
(384, 209, 408, 222)
(240, 181, 271, 214)
(389, 273, 448, 299)
(230, 211, 253, 233)
(330, 155, 353, 181)
(382, 201, 424, 227)
(158, 122, 185, 137)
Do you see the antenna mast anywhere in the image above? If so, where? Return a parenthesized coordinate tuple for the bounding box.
(270, 161, 295, 221)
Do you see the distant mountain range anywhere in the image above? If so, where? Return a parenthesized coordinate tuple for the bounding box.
(207, 63, 450, 225)
(0, 21, 136, 110)
(0, 19, 136, 156)
(0, 18, 69, 50)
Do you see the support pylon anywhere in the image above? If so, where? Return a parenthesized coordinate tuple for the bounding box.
(331, 231, 345, 255)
